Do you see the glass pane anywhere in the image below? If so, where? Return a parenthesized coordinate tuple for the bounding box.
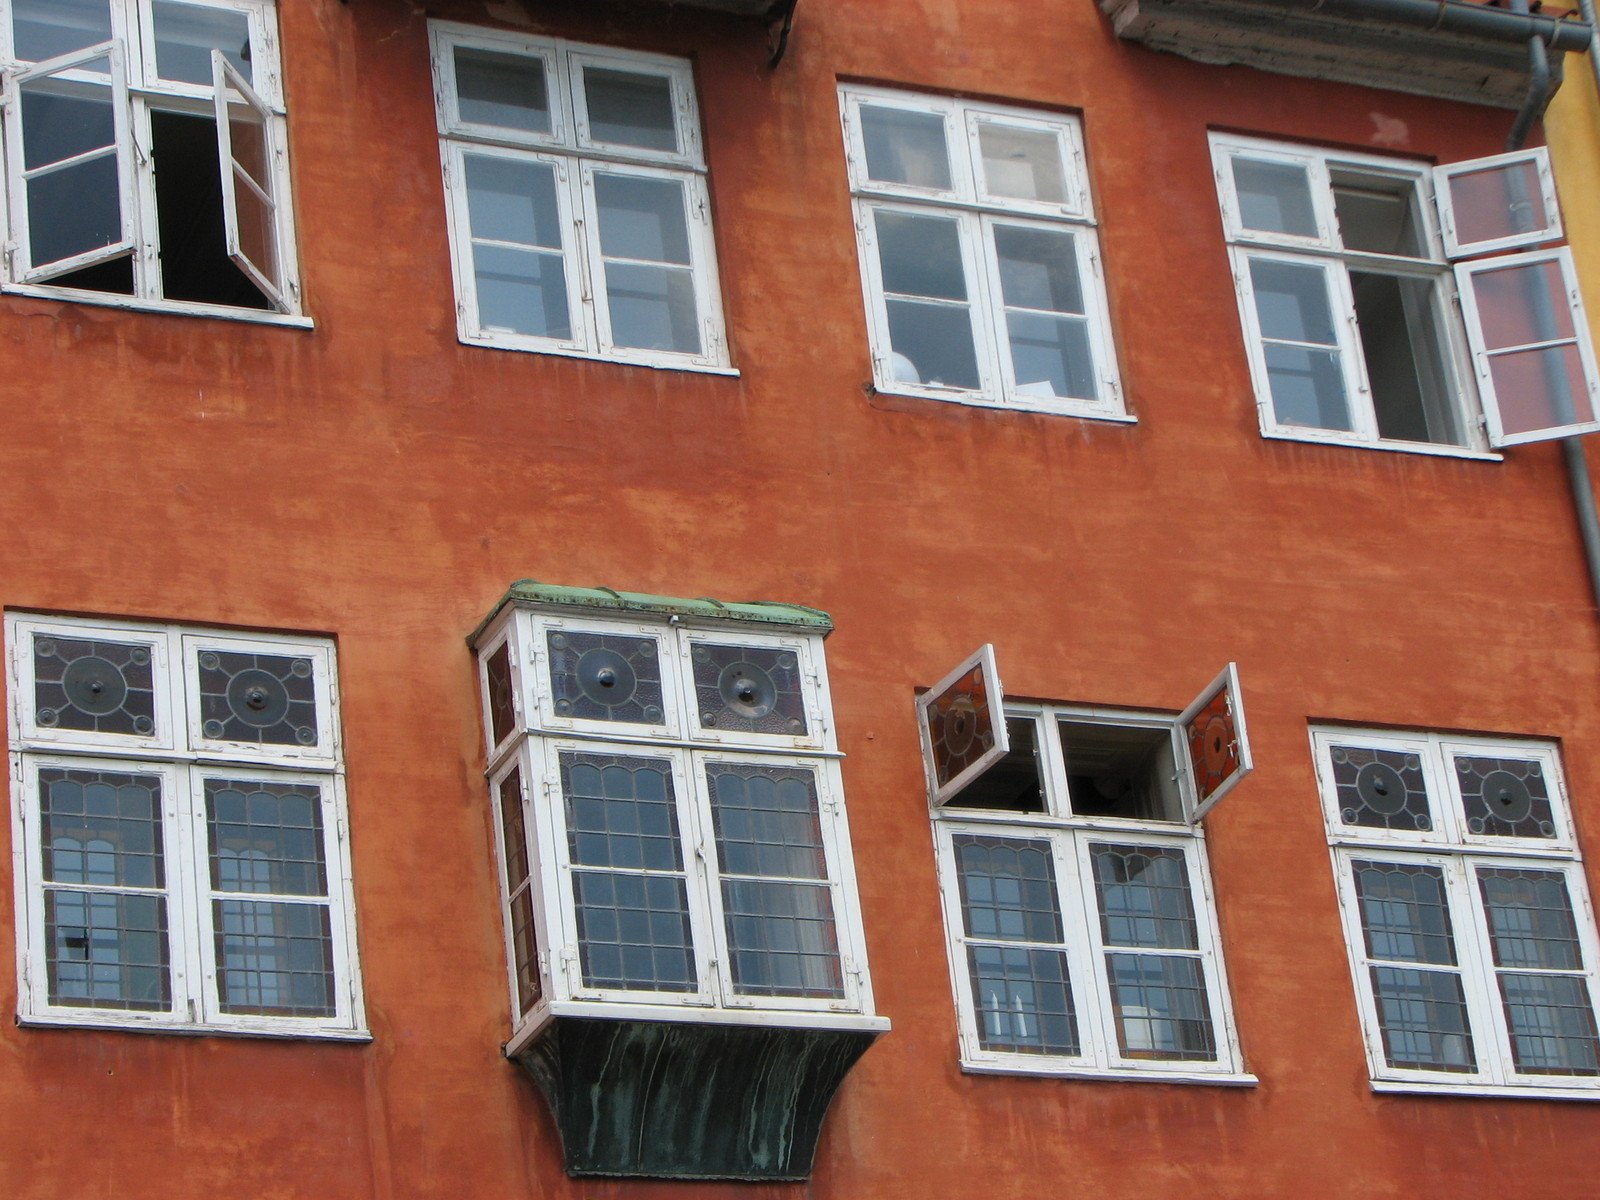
(1262, 344, 1352, 432)
(45, 889, 169, 1010)
(229, 160, 279, 294)
(509, 886, 540, 1014)
(484, 642, 517, 746)
(1333, 179, 1424, 257)
(860, 104, 951, 190)
(546, 629, 665, 725)
(1250, 258, 1338, 345)
(1369, 965, 1476, 1071)
(721, 879, 842, 998)
(603, 262, 701, 354)
(1353, 861, 1458, 965)
(1448, 159, 1553, 248)
(32, 634, 156, 737)
(1329, 744, 1433, 833)
(499, 769, 540, 1013)
(876, 210, 967, 301)
(1488, 346, 1596, 437)
(213, 898, 334, 1015)
(11, 0, 112, 62)
(691, 642, 807, 736)
(968, 944, 1078, 1054)
(994, 225, 1083, 313)
(21, 81, 116, 171)
(27, 154, 122, 269)
(151, 0, 250, 86)
(1091, 845, 1199, 951)
(1471, 259, 1577, 350)
(977, 122, 1066, 204)
(953, 835, 1064, 944)
(465, 155, 563, 250)
(923, 660, 1002, 792)
(454, 47, 550, 135)
(596, 172, 692, 262)
(472, 245, 570, 339)
(1006, 313, 1095, 401)
(886, 299, 981, 391)
(583, 66, 677, 153)
(993, 223, 1095, 398)
(196, 648, 319, 748)
(563, 753, 682, 872)
(572, 871, 695, 992)
(1455, 755, 1558, 839)
(949, 716, 1046, 813)
(1232, 157, 1318, 237)
(40, 769, 163, 888)
(499, 771, 530, 892)
(707, 764, 828, 880)
(205, 778, 327, 897)
(1105, 953, 1217, 1061)
(1478, 869, 1583, 970)
(1497, 972, 1600, 1075)
(1350, 272, 1459, 445)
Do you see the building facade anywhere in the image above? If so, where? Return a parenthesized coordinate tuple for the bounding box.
(2, 0, 1600, 1196)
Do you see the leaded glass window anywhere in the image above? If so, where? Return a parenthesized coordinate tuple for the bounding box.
(6, 614, 364, 1037)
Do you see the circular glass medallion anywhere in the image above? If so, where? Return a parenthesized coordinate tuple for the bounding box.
(63, 655, 128, 716)
(1356, 761, 1408, 816)
(1481, 769, 1533, 824)
(226, 668, 291, 728)
(718, 661, 778, 721)
(576, 647, 637, 708)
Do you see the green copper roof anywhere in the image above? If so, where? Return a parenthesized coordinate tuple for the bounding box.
(469, 581, 832, 646)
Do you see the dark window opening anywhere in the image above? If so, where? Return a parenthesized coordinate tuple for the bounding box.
(47, 254, 136, 297)
(1058, 720, 1183, 822)
(946, 717, 1045, 813)
(1350, 271, 1458, 445)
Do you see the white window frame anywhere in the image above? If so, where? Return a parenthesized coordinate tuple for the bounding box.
(840, 85, 1127, 421)
(430, 22, 731, 373)
(5, 613, 365, 1039)
(1313, 726, 1600, 1098)
(0, 0, 304, 324)
(477, 605, 883, 1052)
(931, 703, 1251, 1083)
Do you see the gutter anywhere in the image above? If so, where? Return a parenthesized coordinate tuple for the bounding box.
(1246, 0, 1591, 50)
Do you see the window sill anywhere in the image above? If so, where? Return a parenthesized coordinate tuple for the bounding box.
(460, 332, 740, 377)
(1261, 426, 1503, 462)
(1371, 1077, 1600, 1101)
(3, 284, 313, 328)
(18, 1011, 372, 1042)
(961, 1058, 1257, 1086)
(871, 385, 1137, 423)
(508, 998, 889, 1057)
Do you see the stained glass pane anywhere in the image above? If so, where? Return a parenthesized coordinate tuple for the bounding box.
(563, 753, 681, 871)
(954, 835, 1063, 944)
(691, 642, 807, 736)
(1105, 952, 1217, 1061)
(1185, 686, 1242, 809)
(484, 642, 517, 745)
(1497, 973, 1600, 1076)
(1091, 845, 1199, 951)
(923, 657, 1002, 793)
(967, 944, 1078, 1054)
(204, 778, 327, 897)
(1353, 861, 1457, 965)
(571, 871, 695, 992)
(45, 889, 169, 1011)
(196, 648, 319, 748)
(1368, 965, 1476, 1072)
(546, 630, 665, 725)
(41, 769, 163, 888)
(1330, 744, 1432, 832)
(1478, 869, 1583, 970)
(33, 634, 157, 737)
(498, 768, 540, 1013)
(1455, 755, 1557, 839)
(213, 898, 335, 1016)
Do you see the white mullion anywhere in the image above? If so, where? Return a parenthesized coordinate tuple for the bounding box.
(1058, 829, 1117, 1071)
(575, 159, 614, 358)
(1327, 260, 1379, 441)
(177, 762, 215, 1023)
(1448, 855, 1516, 1085)
(128, 87, 160, 300)
(684, 750, 731, 1005)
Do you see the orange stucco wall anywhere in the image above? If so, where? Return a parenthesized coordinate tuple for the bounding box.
(2, 1, 1598, 1197)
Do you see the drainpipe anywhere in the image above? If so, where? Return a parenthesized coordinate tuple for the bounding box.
(1503, 0, 1600, 612)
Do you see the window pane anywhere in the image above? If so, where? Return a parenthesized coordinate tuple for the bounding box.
(977, 122, 1066, 204)
(1487, 345, 1596, 438)
(691, 642, 808, 737)
(994, 225, 1084, 314)
(205, 778, 328, 897)
(196, 648, 319, 748)
(1369, 965, 1476, 1072)
(31, 633, 157, 737)
(1447, 159, 1553, 249)
(150, 0, 251, 86)
(563, 754, 682, 872)
(968, 944, 1079, 1054)
(1353, 861, 1458, 965)
(454, 47, 551, 135)
(546, 629, 666, 725)
(1006, 314, 1095, 401)
(721, 880, 843, 998)
(1333, 179, 1424, 257)
(1470, 259, 1577, 350)
(213, 898, 335, 1016)
(1105, 952, 1217, 1061)
(45, 889, 170, 1011)
(1455, 755, 1558, 840)
(1328, 744, 1433, 833)
(572, 871, 696, 992)
(953, 835, 1064, 944)
(993, 221, 1098, 399)
(948, 716, 1046, 813)
(1349, 272, 1459, 445)
(465, 155, 562, 249)
(41, 769, 164, 888)
(472, 245, 571, 339)
(860, 104, 951, 190)
(1091, 845, 1199, 951)
(19, 71, 124, 271)
(707, 765, 828, 881)
(1497, 973, 1600, 1076)
(485, 642, 517, 746)
(1478, 869, 1583, 970)
(603, 262, 701, 355)
(885, 300, 981, 390)
(876, 210, 967, 301)
(1231, 157, 1318, 237)
(583, 67, 677, 153)
(1250, 258, 1338, 345)
(1262, 345, 1351, 431)
(498, 770, 541, 1014)
(1249, 258, 1352, 431)
(595, 174, 692, 264)
(11, 0, 112, 62)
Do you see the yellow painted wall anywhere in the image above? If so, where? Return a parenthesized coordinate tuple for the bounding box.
(1549, 56, 1600, 341)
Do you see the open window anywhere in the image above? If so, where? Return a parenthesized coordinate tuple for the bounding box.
(916, 644, 1008, 807)
(213, 50, 289, 312)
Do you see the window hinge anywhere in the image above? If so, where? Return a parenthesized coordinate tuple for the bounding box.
(348, 978, 359, 1007)
(336, 816, 348, 843)
(186, 1000, 197, 1023)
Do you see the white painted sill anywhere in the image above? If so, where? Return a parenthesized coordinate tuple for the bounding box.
(460, 332, 740, 377)
(1371, 1077, 1600, 1102)
(505, 998, 890, 1056)
(962, 1059, 1258, 1086)
(1261, 426, 1503, 462)
(19, 1011, 372, 1042)
(869, 386, 1138, 423)
(2, 283, 314, 329)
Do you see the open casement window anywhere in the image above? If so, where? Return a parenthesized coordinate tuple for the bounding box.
(470, 583, 885, 1181)
(430, 24, 731, 371)
(1314, 729, 1600, 1097)
(928, 701, 1249, 1080)
(0, 0, 300, 318)
(4, 613, 365, 1038)
(212, 50, 289, 312)
(918, 647, 1252, 824)
(5, 41, 135, 282)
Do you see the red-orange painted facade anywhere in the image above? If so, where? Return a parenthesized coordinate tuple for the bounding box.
(2, 0, 1599, 1196)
